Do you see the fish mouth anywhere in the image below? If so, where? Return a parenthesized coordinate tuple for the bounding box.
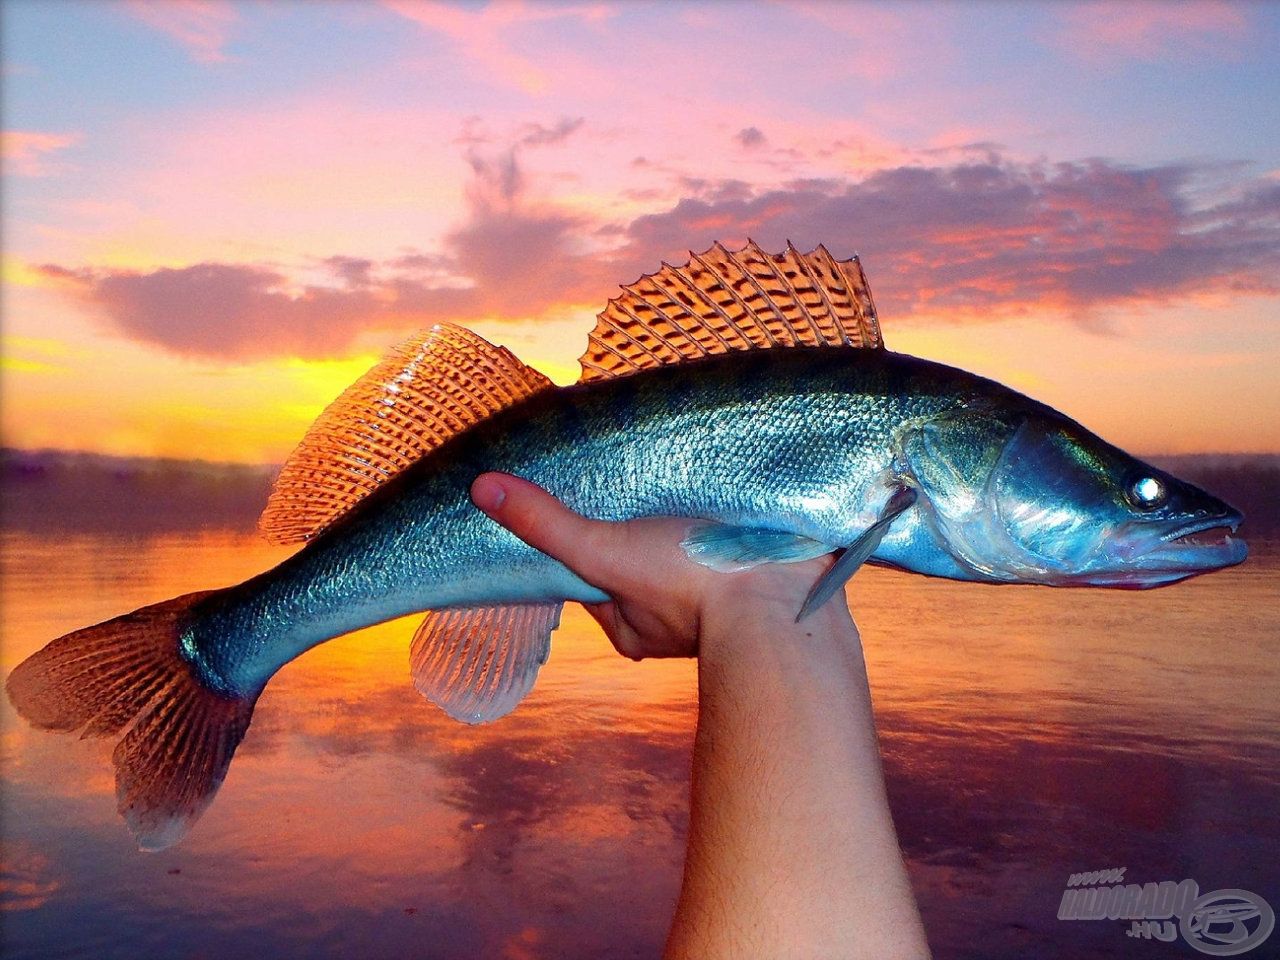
(1160, 514, 1242, 549)
(1081, 512, 1247, 588)
(1144, 512, 1247, 571)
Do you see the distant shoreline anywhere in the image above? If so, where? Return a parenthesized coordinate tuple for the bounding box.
(1, 448, 277, 535)
(3, 447, 1277, 535)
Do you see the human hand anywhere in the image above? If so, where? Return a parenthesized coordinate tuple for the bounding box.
(472, 474, 928, 960)
(469, 472, 840, 661)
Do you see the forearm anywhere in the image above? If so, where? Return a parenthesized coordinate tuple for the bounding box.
(664, 599, 930, 960)
(465, 476, 928, 956)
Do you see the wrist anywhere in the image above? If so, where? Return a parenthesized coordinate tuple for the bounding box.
(697, 582, 859, 663)
(695, 595, 873, 737)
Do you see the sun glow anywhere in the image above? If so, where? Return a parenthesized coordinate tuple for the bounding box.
(2, 1, 1276, 462)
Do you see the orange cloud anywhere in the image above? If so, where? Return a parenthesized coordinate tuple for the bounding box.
(31, 142, 615, 360)
(1, 130, 81, 177)
(124, 0, 238, 64)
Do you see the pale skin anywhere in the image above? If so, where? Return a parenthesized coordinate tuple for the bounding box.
(470, 473, 932, 960)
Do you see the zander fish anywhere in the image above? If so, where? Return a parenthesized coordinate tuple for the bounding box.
(7, 241, 1247, 849)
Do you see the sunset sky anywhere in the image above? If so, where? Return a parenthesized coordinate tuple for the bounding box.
(3, 0, 1278, 462)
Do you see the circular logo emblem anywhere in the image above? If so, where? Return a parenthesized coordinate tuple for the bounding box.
(1181, 889, 1275, 956)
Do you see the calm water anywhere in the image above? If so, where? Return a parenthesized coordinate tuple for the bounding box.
(1, 530, 1277, 959)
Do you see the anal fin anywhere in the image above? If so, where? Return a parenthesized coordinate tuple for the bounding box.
(410, 603, 562, 724)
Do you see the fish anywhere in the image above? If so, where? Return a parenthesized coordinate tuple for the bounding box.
(6, 241, 1247, 850)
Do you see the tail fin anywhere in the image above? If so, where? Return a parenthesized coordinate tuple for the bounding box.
(5, 591, 257, 851)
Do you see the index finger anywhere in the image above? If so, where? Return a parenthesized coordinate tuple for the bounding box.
(470, 473, 620, 589)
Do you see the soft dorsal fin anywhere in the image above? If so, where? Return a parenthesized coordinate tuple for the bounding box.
(577, 240, 882, 383)
(260, 324, 553, 545)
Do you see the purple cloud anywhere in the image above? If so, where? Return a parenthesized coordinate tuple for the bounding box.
(619, 158, 1280, 318)
(38, 152, 1280, 360)
(517, 116, 585, 147)
(322, 255, 374, 288)
(53, 263, 386, 358)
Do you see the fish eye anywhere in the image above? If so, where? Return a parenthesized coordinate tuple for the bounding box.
(1127, 476, 1167, 510)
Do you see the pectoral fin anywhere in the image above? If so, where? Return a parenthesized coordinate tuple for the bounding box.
(680, 523, 834, 572)
(796, 486, 918, 622)
(410, 603, 562, 724)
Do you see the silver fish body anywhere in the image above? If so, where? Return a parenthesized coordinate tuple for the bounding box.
(184, 346, 1244, 698)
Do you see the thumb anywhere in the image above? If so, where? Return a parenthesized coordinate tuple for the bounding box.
(470, 472, 618, 588)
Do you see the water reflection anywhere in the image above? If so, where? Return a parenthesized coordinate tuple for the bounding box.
(1, 531, 1276, 959)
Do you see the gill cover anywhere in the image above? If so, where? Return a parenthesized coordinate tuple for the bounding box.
(988, 418, 1119, 570)
(902, 408, 1008, 530)
(900, 409, 1031, 581)
(903, 411, 1148, 580)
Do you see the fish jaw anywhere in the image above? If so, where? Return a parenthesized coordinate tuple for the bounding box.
(1072, 512, 1248, 588)
(902, 507, 1250, 590)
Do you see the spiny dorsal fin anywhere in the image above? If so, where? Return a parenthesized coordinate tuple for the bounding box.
(260, 324, 553, 545)
(577, 240, 882, 383)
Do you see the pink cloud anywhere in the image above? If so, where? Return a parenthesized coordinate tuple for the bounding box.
(2, 130, 81, 176)
(34, 143, 614, 360)
(125, 0, 238, 64)
(785, 0, 959, 82)
(1053, 1, 1249, 61)
(382, 0, 613, 94)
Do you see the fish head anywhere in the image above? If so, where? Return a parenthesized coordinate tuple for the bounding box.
(900, 407, 1247, 587)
